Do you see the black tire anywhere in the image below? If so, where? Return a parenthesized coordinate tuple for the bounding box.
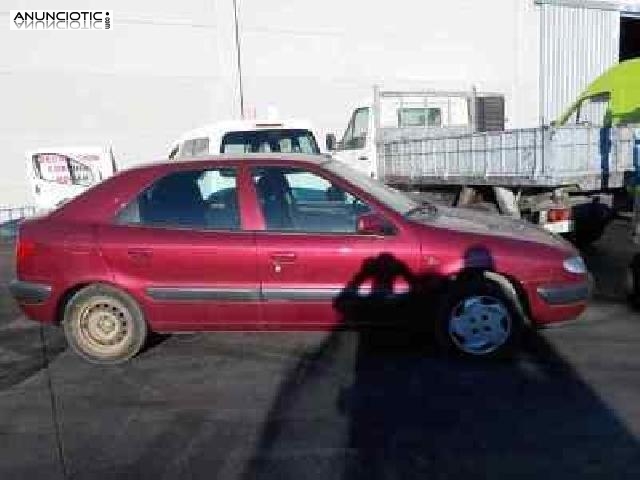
(435, 275, 524, 359)
(628, 253, 640, 309)
(63, 284, 147, 364)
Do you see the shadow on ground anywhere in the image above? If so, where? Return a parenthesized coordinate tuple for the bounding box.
(238, 252, 640, 480)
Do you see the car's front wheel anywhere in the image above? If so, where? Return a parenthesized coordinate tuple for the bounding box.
(63, 284, 147, 364)
(435, 276, 524, 359)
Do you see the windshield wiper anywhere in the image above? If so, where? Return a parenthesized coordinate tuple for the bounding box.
(405, 202, 438, 218)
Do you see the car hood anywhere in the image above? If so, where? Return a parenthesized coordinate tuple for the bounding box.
(414, 206, 574, 251)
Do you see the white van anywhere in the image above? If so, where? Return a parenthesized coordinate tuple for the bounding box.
(168, 119, 322, 159)
(27, 146, 117, 210)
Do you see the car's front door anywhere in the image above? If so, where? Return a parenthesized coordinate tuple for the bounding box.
(251, 165, 420, 329)
(99, 165, 259, 331)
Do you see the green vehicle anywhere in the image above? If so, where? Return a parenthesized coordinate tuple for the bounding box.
(558, 58, 640, 128)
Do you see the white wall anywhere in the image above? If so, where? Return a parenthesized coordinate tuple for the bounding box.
(0, 0, 239, 207)
(238, 0, 541, 136)
(1, 0, 544, 207)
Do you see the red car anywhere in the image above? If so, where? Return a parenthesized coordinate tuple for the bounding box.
(10, 155, 590, 363)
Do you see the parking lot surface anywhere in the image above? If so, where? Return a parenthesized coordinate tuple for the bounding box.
(2, 221, 640, 479)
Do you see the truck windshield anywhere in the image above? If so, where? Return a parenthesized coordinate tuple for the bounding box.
(221, 129, 320, 154)
(324, 160, 420, 216)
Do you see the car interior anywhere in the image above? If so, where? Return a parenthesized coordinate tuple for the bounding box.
(253, 168, 369, 233)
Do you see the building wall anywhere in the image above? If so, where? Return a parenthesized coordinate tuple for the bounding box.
(0, 0, 239, 207)
(0, 0, 617, 207)
(540, 2, 620, 123)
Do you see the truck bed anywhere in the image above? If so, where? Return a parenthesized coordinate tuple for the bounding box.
(379, 125, 636, 191)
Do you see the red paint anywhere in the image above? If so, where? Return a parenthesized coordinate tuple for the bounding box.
(13, 156, 589, 331)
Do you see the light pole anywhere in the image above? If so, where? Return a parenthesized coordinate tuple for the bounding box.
(232, 0, 245, 119)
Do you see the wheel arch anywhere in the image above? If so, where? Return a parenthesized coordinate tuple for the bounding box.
(55, 281, 144, 325)
(450, 268, 532, 326)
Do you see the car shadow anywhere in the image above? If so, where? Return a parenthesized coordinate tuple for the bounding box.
(239, 251, 640, 480)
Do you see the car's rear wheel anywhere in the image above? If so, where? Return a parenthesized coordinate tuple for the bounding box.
(435, 276, 524, 359)
(63, 284, 147, 364)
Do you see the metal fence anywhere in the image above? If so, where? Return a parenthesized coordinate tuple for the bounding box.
(0, 206, 36, 224)
(380, 125, 636, 191)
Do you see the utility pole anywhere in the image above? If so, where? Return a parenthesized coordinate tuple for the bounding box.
(232, 0, 245, 119)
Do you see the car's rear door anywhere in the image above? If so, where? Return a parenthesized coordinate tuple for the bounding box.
(250, 164, 421, 329)
(98, 164, 259, 331)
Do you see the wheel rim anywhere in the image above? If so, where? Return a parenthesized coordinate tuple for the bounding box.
(448, 295, 511, 355)
(76, 299, 132, 356)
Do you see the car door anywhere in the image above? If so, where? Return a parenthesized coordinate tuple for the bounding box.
(251, 164, 421, 329)
(98, 165, 259, 331)
(333, 107, 376, 177)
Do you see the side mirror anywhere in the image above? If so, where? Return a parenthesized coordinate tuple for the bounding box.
(326, 133, 337, 151)
(356, 212, 393, 236)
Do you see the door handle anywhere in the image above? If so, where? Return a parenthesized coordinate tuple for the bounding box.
(127, 249, 152, 263)
(270, 252, 297, 263)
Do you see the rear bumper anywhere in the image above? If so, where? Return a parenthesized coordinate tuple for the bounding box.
(9, 279, 52, 304)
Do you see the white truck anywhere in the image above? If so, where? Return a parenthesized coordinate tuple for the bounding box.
(327, 86, 635, 243)
(168, 118, 322, 159)
(26, 146, 118, 210)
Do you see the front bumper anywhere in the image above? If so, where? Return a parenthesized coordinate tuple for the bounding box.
(537, 281, 590, 305)
(527, 276, 592, 326)
(9, 279, 52, 304)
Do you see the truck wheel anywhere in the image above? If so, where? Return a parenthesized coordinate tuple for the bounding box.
(63, 284, 147, 364)
(435, 276, 523, 359)
(628, 253, 640, 308)
(571, 223, 607, 247)
(570, 202, 612, 247)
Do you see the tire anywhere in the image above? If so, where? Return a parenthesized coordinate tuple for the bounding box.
(628, 253, 640, 308)
(435, 275, 524, 359)
(63, 284, 147, 364)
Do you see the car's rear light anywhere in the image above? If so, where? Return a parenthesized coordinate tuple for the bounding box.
(16, 237, 37, 266)
(547, 208, 571, 222)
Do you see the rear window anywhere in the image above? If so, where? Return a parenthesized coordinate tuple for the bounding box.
(179, 137, 210, 158)
(220, 129, 320, 154)
(32, 153, 94, 186)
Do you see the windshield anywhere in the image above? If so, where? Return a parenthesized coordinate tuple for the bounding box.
(324, 160, 420, 215)
(221, 129, 320, 154)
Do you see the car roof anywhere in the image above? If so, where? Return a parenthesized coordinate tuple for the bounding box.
(125, 153, 332, 174)
(170, 119, 316, 147)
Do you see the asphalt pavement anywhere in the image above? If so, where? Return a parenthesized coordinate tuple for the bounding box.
(2, 221, 640, 480)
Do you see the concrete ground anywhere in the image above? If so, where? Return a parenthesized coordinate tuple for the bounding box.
(1, 221, 640, 480)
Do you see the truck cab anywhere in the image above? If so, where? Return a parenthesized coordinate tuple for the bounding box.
(26, 146, 117, 211)
(558, 58, 640, 128)
(328, 88, 504, 179)
(169, 119, 322, 159)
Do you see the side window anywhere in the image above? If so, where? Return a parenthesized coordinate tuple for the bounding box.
(32, 154, 94, 186)
(179, 137, 210, 158)
(571, 94, 611, 126)
(579, 94, 610, 126)
(117, 168, 240, 230)
(252, 166, 371, 233)
(69, 159, 94, 186)
(397, 107, 442, 127)
(340, 108, 370, 150)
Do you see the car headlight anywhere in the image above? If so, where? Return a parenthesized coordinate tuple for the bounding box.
(563, 256, 587, 274)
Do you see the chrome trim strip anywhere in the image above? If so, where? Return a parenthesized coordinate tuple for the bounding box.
(146, 287, 260, 302)
(261, 288, 342, 301)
